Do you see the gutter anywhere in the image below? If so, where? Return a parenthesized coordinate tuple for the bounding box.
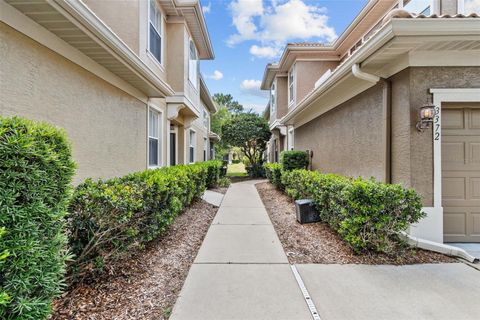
(402, 232, 478, 263)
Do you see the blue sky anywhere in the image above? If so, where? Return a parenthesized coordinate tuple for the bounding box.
(200, 0, 368, 113)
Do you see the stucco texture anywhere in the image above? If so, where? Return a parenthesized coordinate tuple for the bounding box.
(0, 23, 147, 184)
(405, 66, 480, 206)
(295, 83, 385, 181)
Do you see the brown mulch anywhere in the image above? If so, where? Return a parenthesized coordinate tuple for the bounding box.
(50, 199, 218, 320)
(256, 182, 457, 265)
(208, 187, 228, 194)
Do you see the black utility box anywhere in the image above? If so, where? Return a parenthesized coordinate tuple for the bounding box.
(295, 199, 320, 224)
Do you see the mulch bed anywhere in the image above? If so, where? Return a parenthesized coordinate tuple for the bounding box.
(50, 199, 218, 320)
(256, 182, 456, 265)
(208, 187, 228, 194)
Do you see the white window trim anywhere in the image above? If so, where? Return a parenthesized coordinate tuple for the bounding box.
(271, 80, 276, 114)
(168, 122, 178, 166)
(288, 63, 296, 107)
(147, 104, 164, 169)
(188, 128, 196, 164)
(147, 0, 164, 67)
(203, 137, 208, 161)
(188, 39, 199, 90)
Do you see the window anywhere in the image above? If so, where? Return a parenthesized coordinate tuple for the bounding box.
(148, 0, 162, 64)
(189, 129, 196, 163)
(288, 64, 296, 106)
(203, 138, 208, 161)
(148, 109, 162, 167)
(203, 109, 208, 128)
(270, 81, 276, 114)
(189, 40, 198, 88)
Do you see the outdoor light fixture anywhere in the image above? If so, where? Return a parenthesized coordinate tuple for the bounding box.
(416, 102, 436, 132)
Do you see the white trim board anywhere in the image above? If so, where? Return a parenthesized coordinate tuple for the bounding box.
(412, 88, 480, 243)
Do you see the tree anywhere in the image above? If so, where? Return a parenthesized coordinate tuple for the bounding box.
(210, 104, 231, 158)
(221, 113, 271, 168)
(212, 93, 244, 114)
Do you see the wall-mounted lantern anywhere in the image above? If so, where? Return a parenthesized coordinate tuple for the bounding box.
(416, 102, 436, 132)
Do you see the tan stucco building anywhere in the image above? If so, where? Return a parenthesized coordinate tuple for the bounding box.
(0, 0, 218, 184)
(262, 0, 480, 244)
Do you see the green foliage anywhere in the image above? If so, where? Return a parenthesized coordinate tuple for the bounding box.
(217, 177, 231, 188)
(0, 117, 76, 320)
(221, 113, 271, 173)
(245, 164, 265, 178)
(210, 105, 232, 158)
(264, 163, 283, 189)
(212, 93, 244, 114)
(281, 169, 425, 254)
(280, 150, 309, 171)
(67, 161, 222, 281)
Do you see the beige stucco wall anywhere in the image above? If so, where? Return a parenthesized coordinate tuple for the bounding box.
(83, 0, 140, 54)
(270, 76, 288, 123)
(0, 23, 147, 184)
(295, 61, 339, 104)
(404, 66, 480, 206)
(294, 83, 385, 181)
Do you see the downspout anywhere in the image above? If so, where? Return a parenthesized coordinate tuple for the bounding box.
(352, 64, 391, 183)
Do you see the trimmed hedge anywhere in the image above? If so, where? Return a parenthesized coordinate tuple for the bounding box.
(281, 169, 425, 254)
(68, 160, 222, 280)
(264, 163, 283, 189)
(280, 150, 309, 171)
(0, 117, 76, 319)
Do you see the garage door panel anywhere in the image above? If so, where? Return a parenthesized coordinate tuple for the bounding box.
(443, 211, 467, 235)
(442, 109, 464, 129)
(472, 213, 480, 236)
(469, 108, 480, 129)
(442, 104, 480, 242)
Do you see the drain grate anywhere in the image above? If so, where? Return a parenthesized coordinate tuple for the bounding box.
(290, 265, 322, 320)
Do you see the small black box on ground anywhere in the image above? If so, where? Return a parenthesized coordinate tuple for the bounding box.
(295, 199, 320, 224)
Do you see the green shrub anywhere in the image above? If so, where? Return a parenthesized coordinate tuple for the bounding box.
(281, 169, 424, 254)
(245, 163, 265, 178)
(280, 150, 309, 171)
(217, 177, 231, 188)
(264, 163, 283, 189)
(0, 117, 76, 319)
(68, 160, 221, 280)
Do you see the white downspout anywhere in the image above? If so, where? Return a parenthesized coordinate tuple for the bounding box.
(352, 63, 380, 83)
(402, 232, 478, 263)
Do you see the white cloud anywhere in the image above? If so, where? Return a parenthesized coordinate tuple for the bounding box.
(465, 0, 480, 12)
(227, 0, 337, 49)
(240, 79, 268, 98)
(202, 2, 211, 14)
(207, 70, 224, 80)
(249, 45, 281, 58)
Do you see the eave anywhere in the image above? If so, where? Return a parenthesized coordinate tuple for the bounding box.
(3, 0, 175, 97)
(200, 75, 217, 113)
(281, 18, 480, 128)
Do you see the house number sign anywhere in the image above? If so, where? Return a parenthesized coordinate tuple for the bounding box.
(434, 106, 440, 141)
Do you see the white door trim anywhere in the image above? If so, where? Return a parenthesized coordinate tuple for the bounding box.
(413, 88, 480, 243)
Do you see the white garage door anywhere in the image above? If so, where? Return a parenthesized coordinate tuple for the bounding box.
(442, 103, 480, 242)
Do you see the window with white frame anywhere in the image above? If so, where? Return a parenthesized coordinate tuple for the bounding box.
(203, 137, 208, 161)
(270, 81, 276, 114)
(148, 109, 162, 167)
(189, 129, 196, 163)
(189, 40, 198, 88)
(203, 109, 208, 128)
(148, 0, 162, 64)
(288, 64, 296, 106)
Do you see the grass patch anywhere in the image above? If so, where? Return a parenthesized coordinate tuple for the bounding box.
(227, 163, 247, 177)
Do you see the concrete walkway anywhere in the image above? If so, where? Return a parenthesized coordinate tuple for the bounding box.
(171, 180, 311, 320)
(172, 180, 480, 320)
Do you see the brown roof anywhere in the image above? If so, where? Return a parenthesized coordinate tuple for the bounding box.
(286, 42, 328, 47)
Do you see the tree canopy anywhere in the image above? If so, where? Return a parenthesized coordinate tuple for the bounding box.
(212, 93, 244, 114)
(221, 112, 271, 166)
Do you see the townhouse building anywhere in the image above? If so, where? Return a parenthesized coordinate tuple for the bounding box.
(0, 0, 217, 184)
(262, 0, 480, 244)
